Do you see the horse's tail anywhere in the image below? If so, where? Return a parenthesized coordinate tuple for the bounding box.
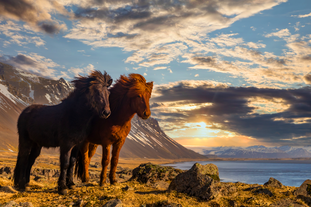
(75, 149, 84, 180)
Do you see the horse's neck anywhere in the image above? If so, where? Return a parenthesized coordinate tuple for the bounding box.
(111, 97, 135, 126)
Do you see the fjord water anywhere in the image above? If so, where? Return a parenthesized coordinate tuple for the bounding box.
(163, 160, 311, 187)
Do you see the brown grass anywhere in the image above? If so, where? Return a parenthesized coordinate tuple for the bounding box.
(0, 152, 308, 207)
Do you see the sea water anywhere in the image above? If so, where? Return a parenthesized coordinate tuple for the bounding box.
(162, 160, 311, 187)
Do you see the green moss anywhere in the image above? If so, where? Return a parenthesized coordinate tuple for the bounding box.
(208, 174, 220, 182)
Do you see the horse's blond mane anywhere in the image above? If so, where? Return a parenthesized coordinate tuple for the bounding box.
(109, 73, 153, 111)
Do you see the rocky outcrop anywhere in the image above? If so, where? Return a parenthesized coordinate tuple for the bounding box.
(168, 163, 223, 201)
(294, 180, 311, 205)
(264, 177, 283, 188)
(130, 163, 183, 184)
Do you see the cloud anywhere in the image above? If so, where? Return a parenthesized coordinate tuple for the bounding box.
(64, 0, 287, 68)
(0, 0, 68, 34)
(0, 20, 45, 47)
(68, 64, 95, 77)
(291, 12, 311, 18)
(151, 80, 311, 146)
(0, 53, 64, 78)
(265, 28, 291, 38)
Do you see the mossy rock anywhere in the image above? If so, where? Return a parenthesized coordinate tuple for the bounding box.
(130, 163, 183, 184)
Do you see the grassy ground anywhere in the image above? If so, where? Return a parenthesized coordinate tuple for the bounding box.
(0, 152, 308, 207)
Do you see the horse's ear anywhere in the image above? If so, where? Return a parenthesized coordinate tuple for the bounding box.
(108, 79, 113, 87)
(147, 81, 153, 89)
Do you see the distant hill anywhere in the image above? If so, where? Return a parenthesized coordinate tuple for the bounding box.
(187, 145, 311, 159)
(0, 62, 204, 159)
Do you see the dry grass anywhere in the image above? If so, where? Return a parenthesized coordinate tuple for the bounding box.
(0, 152, 308, 207)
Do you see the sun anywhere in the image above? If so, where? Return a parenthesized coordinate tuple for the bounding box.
(197, 121, 207, 128)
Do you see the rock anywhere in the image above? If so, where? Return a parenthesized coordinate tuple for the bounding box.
(168, 163, 221, 201)
(122, 185, 134, 191)
(220, 183, 236, 196)
(253, 188, 274, 197)
(0, 167, 13, 175)
(294, 179, 311, 197)
(3, 201, 17, 207)
(150, 181, 169, 190)
(0, 186, 18, 193)
(75, 199, 84, 207)
(270, 198, 305, 207)
(145, 201, 182, 207)
(31, 168, 59, 179)
(130, 163, 183, 184)
(294, 180, 311, 205)
(21, 202, 34, 207)
(264, 177, 283, 188)
(102, 199, 122, 207)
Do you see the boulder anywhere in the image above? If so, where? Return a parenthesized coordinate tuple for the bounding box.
(264, 177, 283, 188)
(168, 163, 221, 201)
(130, 163, 183, 184)
(145, 201, 182, 207)
(294, 180, 311, 197)
(294, 180, 311, 205)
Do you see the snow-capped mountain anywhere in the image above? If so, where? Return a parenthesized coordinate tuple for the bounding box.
(0, 62, 204, 159)
(187, 145, 311, 159)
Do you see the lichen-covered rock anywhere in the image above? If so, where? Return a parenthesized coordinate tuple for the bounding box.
(168, 163, 221, 201)
(264, 177, 283, 188)
(130, 163, 183, 184)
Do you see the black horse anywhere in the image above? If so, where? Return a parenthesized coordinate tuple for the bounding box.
(13, 70, 112, 195)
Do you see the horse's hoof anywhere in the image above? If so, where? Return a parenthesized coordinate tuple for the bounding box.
(110, 180, 117, 185)
(25, 186, 31, 191)
(67, 184, 76, 189)
(58, 189, 68, 195)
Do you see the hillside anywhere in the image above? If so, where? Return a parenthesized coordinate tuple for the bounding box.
(0, 62, 204, 159)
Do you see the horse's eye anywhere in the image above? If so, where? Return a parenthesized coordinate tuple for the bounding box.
(137, 94, 141, 98)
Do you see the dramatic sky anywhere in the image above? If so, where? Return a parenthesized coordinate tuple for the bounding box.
(0, 0, 311, 147)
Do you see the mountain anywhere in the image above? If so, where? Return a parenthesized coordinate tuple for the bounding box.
(0, 62, 204, 159)
(188, 145, 311, 159)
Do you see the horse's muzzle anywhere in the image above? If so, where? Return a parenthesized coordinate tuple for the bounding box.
(142, 111, 151, 119)
(101, 110, 111, 119)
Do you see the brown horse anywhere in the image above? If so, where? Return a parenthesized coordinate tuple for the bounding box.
(75, 73, 153, 186)
(14, 71, 112, 195)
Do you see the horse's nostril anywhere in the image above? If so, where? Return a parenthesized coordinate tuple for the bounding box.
(143, 111, 147, 116)
(102, 110, 111, 117)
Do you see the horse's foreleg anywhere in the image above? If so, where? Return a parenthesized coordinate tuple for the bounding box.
(80, 141, 90, 183)
(66, 145, 80, 189)
(83, 143, 98, 182)
(58, 146, 73, 195)
(100, 144, 111, 186)
(109, 140, 125, 185)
